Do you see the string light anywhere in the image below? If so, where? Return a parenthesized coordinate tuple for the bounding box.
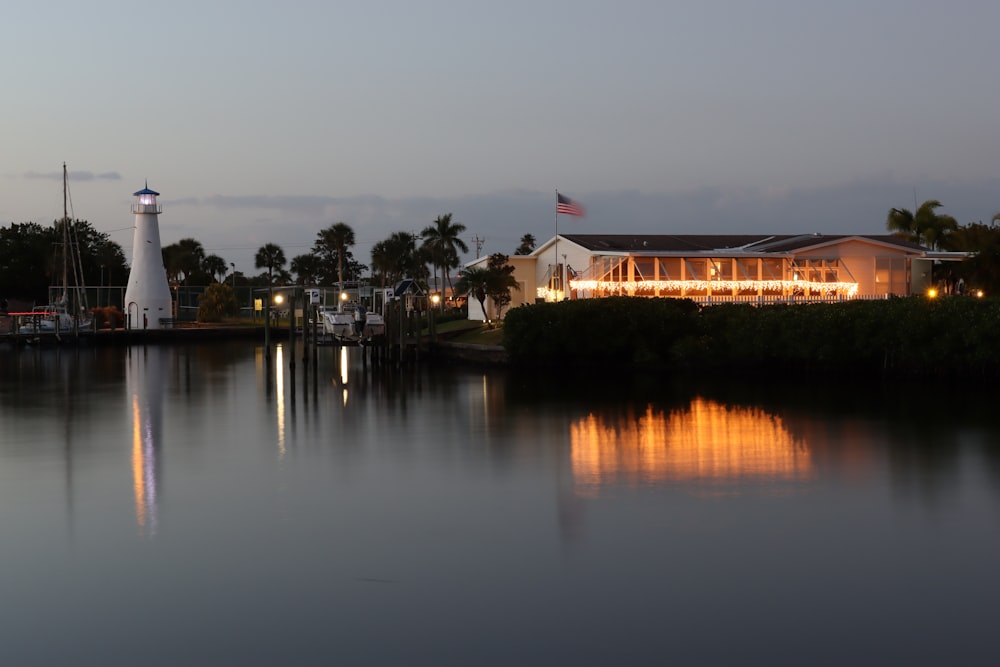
(538, 279, 859, 300)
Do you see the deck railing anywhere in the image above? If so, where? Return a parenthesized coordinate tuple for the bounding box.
(687, 293, 891, 306)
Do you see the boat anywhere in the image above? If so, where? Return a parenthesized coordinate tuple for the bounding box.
(321, 304, 385, 343)
(18, 163, 92, 335)
(15, 304, 76, 335)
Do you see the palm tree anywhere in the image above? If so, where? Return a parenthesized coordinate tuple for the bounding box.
(255, 243, 287, 286)
(420, 213, 468, 306)
(485, 253, 520, 319)
(370, 241, 393, 289)
(453, 266, 491, 320)
(176, 238, 206, 284)
(886, 200, 957, 249)
(946, 216, 1000, 294)
(370, 231, 419, 289)
(514, 233, 537, 255)
(161, 243, 184, 286)
(315, 222, 356, 287)
(203, 254, 228, 283)
(290, 253, 322, 286)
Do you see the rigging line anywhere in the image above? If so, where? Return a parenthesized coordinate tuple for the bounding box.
(65, 168, 75, 221)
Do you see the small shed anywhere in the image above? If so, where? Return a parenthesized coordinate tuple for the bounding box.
(393, 279, 425, 313)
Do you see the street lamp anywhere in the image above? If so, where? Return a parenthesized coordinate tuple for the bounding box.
(274, 293, 285, 323)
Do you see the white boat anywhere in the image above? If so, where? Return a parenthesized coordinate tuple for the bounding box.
(322, 310, 354, 340)
(18, 164, 93, 336)
(17, 303, 77, 335)
(321, 305, 385, 343)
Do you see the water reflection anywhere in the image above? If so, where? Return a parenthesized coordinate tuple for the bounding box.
(275, 345, 287, 458)
(570, 399, 813, 494)
(3, 344, 1000, 665)
(126, 346, 167, 536)
(337, 345, 349, 406)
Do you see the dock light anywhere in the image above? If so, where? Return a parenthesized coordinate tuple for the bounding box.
(274, 294, 284, 305)
(340, 292, 349, 302)
(927, 288, 938, 299)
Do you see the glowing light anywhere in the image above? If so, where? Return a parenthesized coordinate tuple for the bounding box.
(976, 289, 984, 298)
(927, 288, 938, 298)
(339, 345, 349, 386)
(570, 399, 813, 493)
(130, 391, 157, 535)
(275, 345, 286, 458)
(131, 396, 147, 528)
(274, 294, 285, 305)
(535, 287, 566, 301)
(567, 278, 859, 298)
(431, 293, 441, 305)
(340, 292, 349, 301)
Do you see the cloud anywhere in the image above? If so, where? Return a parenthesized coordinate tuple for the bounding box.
(23, 170, 121, 182)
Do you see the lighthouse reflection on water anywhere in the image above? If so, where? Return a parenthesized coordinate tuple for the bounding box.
(127, 345, 167, 536)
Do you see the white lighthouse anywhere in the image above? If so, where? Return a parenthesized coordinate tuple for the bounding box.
(124, 184, 173, 329)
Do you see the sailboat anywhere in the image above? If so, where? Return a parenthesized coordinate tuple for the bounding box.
(19, 163, 92, 336)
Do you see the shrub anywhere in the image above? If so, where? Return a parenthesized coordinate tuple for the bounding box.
(197, 283, 238, 322)
(92, 305, 124, 329)
(501, 296, 1000, 380)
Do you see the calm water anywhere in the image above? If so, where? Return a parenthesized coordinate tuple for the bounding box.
(1, 341, 998, 666)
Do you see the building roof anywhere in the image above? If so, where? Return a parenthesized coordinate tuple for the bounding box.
(556, 233, 929, 254)
(393, 279, 424, 297)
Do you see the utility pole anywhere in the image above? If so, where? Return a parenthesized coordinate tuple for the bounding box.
(472, 235, 485, 259)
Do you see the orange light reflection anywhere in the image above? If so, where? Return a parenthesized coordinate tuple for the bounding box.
(131, 395, 146, 527)
(571, 399, 813, 493)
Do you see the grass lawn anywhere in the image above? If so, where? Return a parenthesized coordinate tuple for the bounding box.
(436, 319, 505, 346)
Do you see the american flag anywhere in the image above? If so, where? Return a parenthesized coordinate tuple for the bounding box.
(556, 193, 585, 217)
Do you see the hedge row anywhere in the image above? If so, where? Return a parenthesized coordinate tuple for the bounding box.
(502, 296, 1000, 379)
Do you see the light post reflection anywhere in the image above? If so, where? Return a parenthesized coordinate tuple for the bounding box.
(338, 346, 349, 406)
(275, 344, 286, 458)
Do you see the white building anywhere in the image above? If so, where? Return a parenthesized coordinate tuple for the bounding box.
(466, 232, 968, 320)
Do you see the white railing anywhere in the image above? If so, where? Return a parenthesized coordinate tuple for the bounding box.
(686, 293, 891, 306)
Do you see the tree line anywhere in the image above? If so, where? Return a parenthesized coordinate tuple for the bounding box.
(885, 200, 1000, 293)
(505, 294, 1000, 380)
(0, 212, 531, 317)
(0, 219, 127, 305)
(11, 197, 997, 311)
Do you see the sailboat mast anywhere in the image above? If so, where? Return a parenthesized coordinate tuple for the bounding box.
(62, 162, 69, 302)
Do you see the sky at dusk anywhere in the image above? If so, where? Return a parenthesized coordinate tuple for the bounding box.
(3, 0, 999, 274)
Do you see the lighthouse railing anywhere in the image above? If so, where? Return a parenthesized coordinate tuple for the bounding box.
(132, 203, 163, 214)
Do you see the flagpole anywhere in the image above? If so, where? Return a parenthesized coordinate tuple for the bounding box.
(554, 190, 559, 301)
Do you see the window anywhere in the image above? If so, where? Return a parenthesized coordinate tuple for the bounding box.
(633, 258, 655, 281)
(683, 259, 708, 295)
(875, 257, 908, 295)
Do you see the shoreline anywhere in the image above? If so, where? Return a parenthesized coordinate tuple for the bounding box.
(0, 322, 509, 365)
